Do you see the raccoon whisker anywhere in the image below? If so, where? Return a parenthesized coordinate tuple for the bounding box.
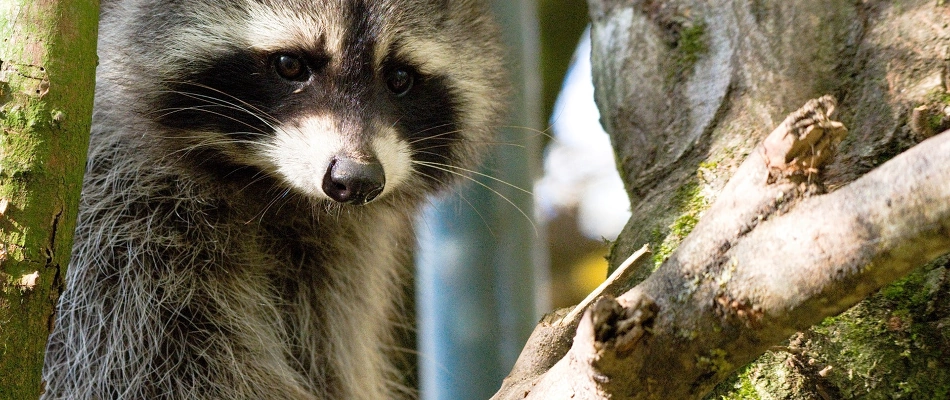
(168, 134, 263, 148)
(412, 160, 536, 234)
(163, 138, 239, 161)
(321, 198, 346, 218)
(157, 136, 275, 167)
(222, 131, 270, 140)
(409, 130, 529, 149)
(410, 126, 539, 149)
(413, 170, 496, 236)
(153, 99, 276, 130)
(389, 116, 404, 129)
(158, 132, 268, 145)
(409, 150, 453, 164)
(406, 126, 462, 144)
(233, 167, 277, 193)
(414, 160, 533, 197)
(412, 140, 527, 154)
(250, 186, 293, 224)
(495, 124, 558, 142)
(472, 139, 528, 149)
(450, 189, 497, 236)
(409, 144, 457, 155)
(161, 81, 282, 126)
(410, 122, 457, 134)
(153, 91, 279, 133)
(153, 105, 273, 136)
(163, 136, 262, 161)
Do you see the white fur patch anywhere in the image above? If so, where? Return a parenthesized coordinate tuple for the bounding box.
(372, 130, 413, 198)
(389, 39, 453, 77)
(262, 116, 413, 202)
(161, 2, 342, 68)
(263, 116, 343, 200)
(242, 3, 344, 57)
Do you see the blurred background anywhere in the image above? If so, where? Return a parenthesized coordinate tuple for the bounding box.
(415, 1, 631, 399)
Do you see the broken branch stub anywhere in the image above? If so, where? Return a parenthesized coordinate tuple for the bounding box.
(590, 294, 659, 357)
(763, 95, 847, 180)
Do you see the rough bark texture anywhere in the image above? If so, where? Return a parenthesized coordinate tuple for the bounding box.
(493, 0, 950, 398)
(0, 1, 98, 398)
(596, 0, 947, 283)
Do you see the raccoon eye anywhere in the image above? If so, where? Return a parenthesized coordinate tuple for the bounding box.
(386, 68, 415, 97)
(273, 54, 309, 81)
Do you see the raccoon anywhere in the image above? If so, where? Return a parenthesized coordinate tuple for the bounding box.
(41, 1, 505, 399)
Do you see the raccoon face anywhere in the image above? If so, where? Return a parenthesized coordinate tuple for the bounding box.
(127, 0, 505, 205)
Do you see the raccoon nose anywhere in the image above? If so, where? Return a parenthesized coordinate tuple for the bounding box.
(322, 156, 386, 205)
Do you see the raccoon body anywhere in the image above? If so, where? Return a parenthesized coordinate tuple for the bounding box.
(41, 1, 505, 398)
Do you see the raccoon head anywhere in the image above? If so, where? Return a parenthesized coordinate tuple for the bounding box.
(108, 0, 506, 206)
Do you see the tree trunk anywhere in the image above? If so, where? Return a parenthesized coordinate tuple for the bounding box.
(493, 0, 950, 398)
(0, 1, 98, 398)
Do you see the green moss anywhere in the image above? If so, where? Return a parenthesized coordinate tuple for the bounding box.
(0, 102, 50, 170)
(697, 348, 733, 376)
(709, 363, 762, 400)
(718, 259, 950, 399)
(924, 87, 950, 105)
(676, 23, 708, 66)
(705, 352, 804, 400)
(651, 180, 708, 268)
(919, 88, 950, 134)
(878, 270, 933, 310)
(698, 160, 719, 171)
(669, 21, 708, 80)
(816, 262, 950, 398)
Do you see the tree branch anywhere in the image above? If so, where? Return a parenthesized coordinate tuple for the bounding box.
(493, 97, 950, 399)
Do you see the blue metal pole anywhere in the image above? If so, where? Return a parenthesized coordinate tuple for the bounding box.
(416, 1, 541, 399)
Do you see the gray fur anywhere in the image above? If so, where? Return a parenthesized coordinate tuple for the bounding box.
(42, 0, 505, 399)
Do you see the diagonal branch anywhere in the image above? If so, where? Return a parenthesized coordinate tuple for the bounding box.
(493, 97, 950, 399)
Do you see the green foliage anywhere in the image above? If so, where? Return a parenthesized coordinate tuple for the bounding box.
(538, 0, 588, 124)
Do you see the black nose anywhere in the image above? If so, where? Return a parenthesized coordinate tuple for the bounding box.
(322, 156, 386, 205)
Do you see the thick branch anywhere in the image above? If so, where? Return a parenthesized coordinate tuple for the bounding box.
(494, 99, 950, 399)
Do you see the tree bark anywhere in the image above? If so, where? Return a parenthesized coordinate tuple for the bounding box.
(0, 1, 98, 398)
(494, 0, 950, 398)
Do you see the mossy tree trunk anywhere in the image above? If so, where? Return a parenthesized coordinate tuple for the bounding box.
(0, 1, 98, 398)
